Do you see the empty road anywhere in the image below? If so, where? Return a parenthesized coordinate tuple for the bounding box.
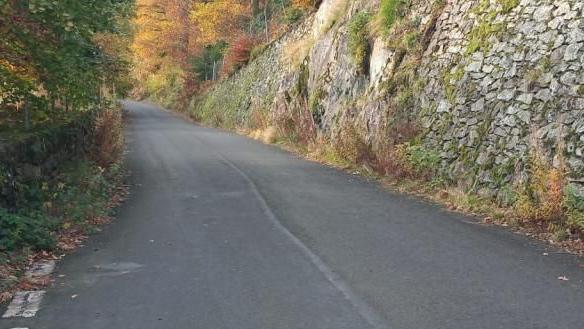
(3, 101, 583, 329)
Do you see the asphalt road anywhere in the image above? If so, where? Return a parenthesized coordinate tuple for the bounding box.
(3, 101, 583, 329)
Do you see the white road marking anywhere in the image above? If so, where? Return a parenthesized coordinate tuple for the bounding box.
(218, 155, 390, 329)
(3, 259, 56, 318)
(26, 260, 56, 279)
(2, 291, 46, 318)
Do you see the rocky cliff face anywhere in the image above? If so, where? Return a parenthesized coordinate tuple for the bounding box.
(192, 0, 584, 198)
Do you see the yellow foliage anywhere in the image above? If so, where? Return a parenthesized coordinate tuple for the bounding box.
(292, 0, 316, 10)
(131, 0, 177, 81)
(190, 0, 247, 45)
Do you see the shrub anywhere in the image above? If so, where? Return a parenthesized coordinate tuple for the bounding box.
(283, 6, 304, 24)
(372, 115, 421, 179)
(375, 0, 410, 36)
(222, 36, 257, 76)
(375, 141, 440, 180)
(0, 209, 57, 251)
(405, 143, 441, 178)
(248, 107, 271, 130)
(373, 143, 410, 178)
(56, 161, 110, 223)
(273, 96, 316, 145)
(92, 105, 124, 168)
(514, 150, 566, 227)
(348, 12, 372, 73)
(331, 121, 374, 165)
(401, 30, 420, 49)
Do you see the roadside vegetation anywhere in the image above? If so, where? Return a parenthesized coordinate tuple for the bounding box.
(1, 1, 132, 300)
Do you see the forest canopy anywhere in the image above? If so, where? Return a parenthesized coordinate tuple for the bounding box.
(0, 0, 134, 114)
(130, 0, 314, 106)
(0, 0, 316, 122)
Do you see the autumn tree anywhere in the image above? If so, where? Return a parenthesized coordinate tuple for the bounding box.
(132, 0, 313, 98)
(131, 0, 200, 100)
(0, 0, 133, 114)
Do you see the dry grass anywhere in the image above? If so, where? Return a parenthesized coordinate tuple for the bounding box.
(248, 126, 278, 144)
(92, 105, 124, 168)
(515, 129, 567, 229)
(273, 97, 317, 145)
(331, 122, 374, 165)
(282, 36, 315, 68)
(261, 126, 278, 144)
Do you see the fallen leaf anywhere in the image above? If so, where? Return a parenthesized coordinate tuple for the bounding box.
(557, 276, 569, 281)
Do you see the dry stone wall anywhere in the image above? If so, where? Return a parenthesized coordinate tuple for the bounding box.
(418, 0, 584, 195)
(193, 0, 584, 196)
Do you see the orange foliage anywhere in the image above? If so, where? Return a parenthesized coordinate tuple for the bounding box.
(221, 36, 258, 75)
(292, 0, 318, 10)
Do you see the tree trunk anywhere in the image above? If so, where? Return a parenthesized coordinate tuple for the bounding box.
(212, 60, 217, 81)
(23, 100, 30, 130)
(251, 0, 259, 16)
(264, 6, 269, 42)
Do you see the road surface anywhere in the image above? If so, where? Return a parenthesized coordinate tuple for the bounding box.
(3, 101, 583, 329)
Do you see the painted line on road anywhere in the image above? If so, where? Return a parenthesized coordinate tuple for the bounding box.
(218, 155, 390, 329)
(2, 291, 46, 318)
(26, 260, 55, 279)
(3, 259, 56, 319)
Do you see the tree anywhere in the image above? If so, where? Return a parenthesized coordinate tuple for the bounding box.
(0, 0, 133, 113)
(190, 0, 247, 47)
(191, 41, 228, 81)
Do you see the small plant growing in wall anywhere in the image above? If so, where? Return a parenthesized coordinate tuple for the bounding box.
(308, 88, 327, 126)
(564, 186, 584, 234)
(497, 0, 519, 13)
(348, 12, 372, 73)
(512, 128, 584, 240)
(404, 142, 441, 179)
(372, 0, 411, 37)
(465, 0, 518, 55)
